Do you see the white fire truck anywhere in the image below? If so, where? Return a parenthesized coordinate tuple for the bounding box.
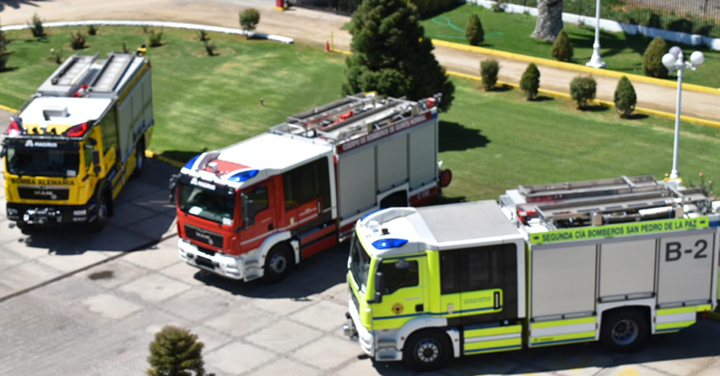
(173, 93, 452, 282)
(344, 176, 718, 370)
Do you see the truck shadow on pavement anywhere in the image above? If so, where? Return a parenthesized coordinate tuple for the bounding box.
(14, 159, 178, 255)
(0, 0, 49, 12)
(193, 242, 350, 300)
(370, 319, 720, 375)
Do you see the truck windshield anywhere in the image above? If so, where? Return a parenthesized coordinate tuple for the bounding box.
(178, 181, 235, 225)
(5, 147, 79, 177)
(349, 233, 372, 291)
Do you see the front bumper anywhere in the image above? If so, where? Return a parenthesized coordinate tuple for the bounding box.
(7, 202, 97, 226)
(178, 239, 263, 281)
(346, 300, 375, 357)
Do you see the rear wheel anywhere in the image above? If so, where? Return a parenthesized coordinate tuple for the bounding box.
(263, 244, 293, 283)
(403, 330, 452, 372)
(601, 310, 648, 352)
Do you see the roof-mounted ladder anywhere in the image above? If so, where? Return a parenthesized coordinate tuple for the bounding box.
(90, 53, 134, 93)
(50, 53, 98, 86)
(518, 175, 661, 203)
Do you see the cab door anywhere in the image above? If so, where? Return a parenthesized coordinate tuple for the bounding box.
(371, 256, 426, 330)
(439, 243, 518, 324)
(239, 180, 276, 251)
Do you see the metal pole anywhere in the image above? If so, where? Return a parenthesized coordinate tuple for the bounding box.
(586, 0, 606, 68)
(669, 52, 684, 179)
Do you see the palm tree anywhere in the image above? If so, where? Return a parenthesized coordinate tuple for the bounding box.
(531, 0, 564, 41)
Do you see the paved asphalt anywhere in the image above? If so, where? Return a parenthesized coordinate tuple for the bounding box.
(1, 108, 720, 375)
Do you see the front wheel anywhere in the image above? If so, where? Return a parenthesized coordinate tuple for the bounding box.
(88, 194, 108, 233)
(263, 244, 293, 283)
(600, 310, 648, 352)
(403, 330, 452, 372)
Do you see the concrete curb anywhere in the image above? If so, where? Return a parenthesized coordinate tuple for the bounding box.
(446, 70, 720, 129)
(431, 39, 720, 96)
(0, 20, 294, 44)
(330, 48, 720, 129)
(0, 104, 18, 113)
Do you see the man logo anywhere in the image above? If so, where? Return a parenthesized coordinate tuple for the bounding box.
(25, 140, 34, 147)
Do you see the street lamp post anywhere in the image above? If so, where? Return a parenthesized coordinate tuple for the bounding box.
(586, 0, 606, 69)
(662, 47, 704, 179)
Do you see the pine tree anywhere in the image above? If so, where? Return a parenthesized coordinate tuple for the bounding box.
(520, 63, 541, 100)
(642, 37, 668, 78)
(614, 76, 637, 118)
(147, 326, 211, 376)
(465, 14, 484, 46)
(551, 30, 573, 62)
(343, 0, 454, 111)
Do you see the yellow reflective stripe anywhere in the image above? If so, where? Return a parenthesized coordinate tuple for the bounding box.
(464, 338, 521, 351)
(532, 316, 595, 329)
(656, 320, 695, 330)
(465, 324, 522, 338)
(531, 330, 596, 344)
(657, 307, 696, 315)
(696, 304, 712, 312)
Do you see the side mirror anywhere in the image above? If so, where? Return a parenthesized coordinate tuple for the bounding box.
(168, 174, 179, 203)
(0, 147, 6, 159)
(368, 271, 384, 304)
(92, 150, 101, 174)
(241, 192, 253, 226)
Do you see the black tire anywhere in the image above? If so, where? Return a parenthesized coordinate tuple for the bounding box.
(88, 192, 109, 233)
(403, 330, 452, 372)
(263, 243, 293, 283)
(600, 309, 649, 352)
(133, 139, 145, 177)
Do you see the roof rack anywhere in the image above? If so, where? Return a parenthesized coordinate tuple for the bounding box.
(518, 175, 661, 202)
(50, 53, 98, 87)
(90, 53, 134, 93)
(270, 93, 425, 144)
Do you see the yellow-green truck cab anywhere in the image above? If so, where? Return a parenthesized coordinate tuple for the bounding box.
(2, 53, 153, 232)
(345, 176, 719, 371)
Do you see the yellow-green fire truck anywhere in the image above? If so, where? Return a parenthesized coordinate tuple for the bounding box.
(2, 53, 153, 232)
(344, 175, 719, 370)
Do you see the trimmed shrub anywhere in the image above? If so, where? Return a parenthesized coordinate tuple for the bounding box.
(88, 24, 98, 36)
(465, 14, 484, 46)
(148, 31, 163, 47)
(239, 8, 260, 37)
(551, 30, 573, 62)
(147, 326, 213, 376)
(480, 59, 500, 91)
(520, 63, 541, 100)
(492, 0, 504, 13)
(204, 41, 217, 56)
(70, 32, 86, 50)
(642, 37, 668, 78)
(614, 76, 637, 118)
(28, 13, 45, 37)
(570, 76, 597, 109)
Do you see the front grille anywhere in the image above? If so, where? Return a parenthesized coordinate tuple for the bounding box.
(18, 187, 69, 201)
(197, 246, 216, 256)
(185, 224, 224, 247)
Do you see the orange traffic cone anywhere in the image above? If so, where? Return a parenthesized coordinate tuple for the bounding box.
(325, 41, 330, 53)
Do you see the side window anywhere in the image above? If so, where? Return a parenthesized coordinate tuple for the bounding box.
(99, 107, 118, 154)
(467, 247, 504, 291)
(378, 260, 419, 294)
(283, 157, 330, 210)
(440, 252, 461, 294)
(246, 186, 269, 223)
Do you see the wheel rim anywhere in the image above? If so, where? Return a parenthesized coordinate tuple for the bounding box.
(611, 319, 639, 346)
(415, 338, 440, 364)
(269, 252, 288, 274)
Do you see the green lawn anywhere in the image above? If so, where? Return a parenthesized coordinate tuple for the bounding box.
(2, 27, 720, 200)
(421, 4, 720, 88)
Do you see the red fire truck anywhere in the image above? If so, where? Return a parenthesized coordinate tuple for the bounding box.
(173, 93, 451, 282)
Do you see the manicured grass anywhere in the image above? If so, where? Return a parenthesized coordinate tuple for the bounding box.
(421, 5, 720, 88)
(0, 27, 347, 159)
(2, 27, 720, 200)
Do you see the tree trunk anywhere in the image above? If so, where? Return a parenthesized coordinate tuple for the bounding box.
(532, 0, 564, 42)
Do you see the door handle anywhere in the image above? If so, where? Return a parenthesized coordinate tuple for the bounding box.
(268, 223, 273, 231)
(494, 291, 500, 309)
